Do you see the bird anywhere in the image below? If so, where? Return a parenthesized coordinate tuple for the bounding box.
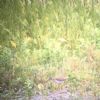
(50, 77, 67, 84)
(49, 77, 68, 90)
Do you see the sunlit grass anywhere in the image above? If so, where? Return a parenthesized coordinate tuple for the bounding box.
(0, 0, 100, 99)
(13, 0, 100, 96)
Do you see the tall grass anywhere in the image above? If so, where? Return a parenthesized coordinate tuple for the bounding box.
(0, 0, 100, 98)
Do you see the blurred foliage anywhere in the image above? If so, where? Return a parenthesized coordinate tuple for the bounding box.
(0, 0, 100, 99)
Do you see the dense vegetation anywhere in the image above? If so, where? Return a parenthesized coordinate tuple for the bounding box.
(0, 0, 100, 99)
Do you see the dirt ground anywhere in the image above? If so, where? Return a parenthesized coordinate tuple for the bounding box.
(1, 87, 100, 100)
(11, 88, 100, 100)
